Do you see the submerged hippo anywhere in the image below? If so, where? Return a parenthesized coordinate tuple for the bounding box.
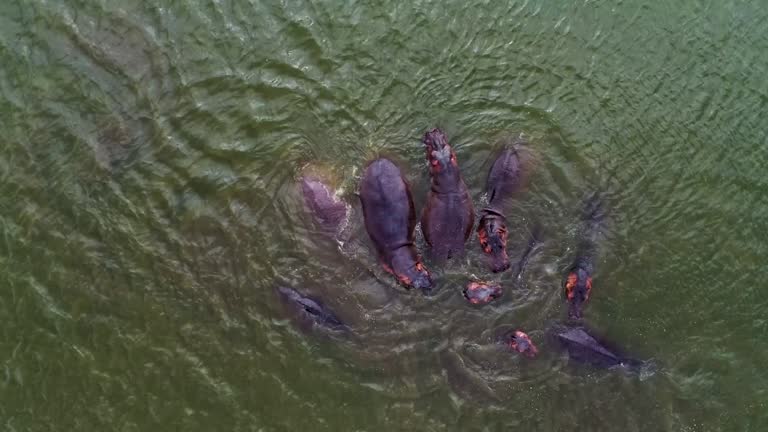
(276, 286, 347, 332)
(463, 281, 502, 305)
(360, 158, 433, 291)
(500, 329, 538, 358)
(300, 175, 348, 235)
(551, 325, 650, 373)
(564, 193, 607, 319)
(478, 147, 526, 272)
(421, 128, 475, 260)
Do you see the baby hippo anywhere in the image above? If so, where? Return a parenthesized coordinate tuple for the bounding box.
(359, 158, 433, 292)
(421, 128, 475, 260)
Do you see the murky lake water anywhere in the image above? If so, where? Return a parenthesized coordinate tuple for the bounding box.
(2, 0, 767, 430)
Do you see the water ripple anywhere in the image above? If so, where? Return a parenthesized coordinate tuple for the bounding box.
(2, 0, 768, 430)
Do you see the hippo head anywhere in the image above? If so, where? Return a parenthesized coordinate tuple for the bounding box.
(477, 214, 510, 272)
(463, 281, 503, 305)
(404, 261, 433, 292)
(507, 330, 538, 358)
(423, 128, 459, 176)
(565, 266, 592, 319)
(389, 253, 433, 293)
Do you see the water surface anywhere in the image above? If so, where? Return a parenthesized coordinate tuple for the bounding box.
(2, 0, 767, 430)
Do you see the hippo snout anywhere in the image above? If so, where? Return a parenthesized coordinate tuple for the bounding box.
(392, 258, 433, 293)
(491, 257, 511, 273)
(423, 128, 449, 151)
(463, 281, 502, 304)
(478, 215, 510, 273)
(410, 272, 434, 292)
(506, 330, 538, 358)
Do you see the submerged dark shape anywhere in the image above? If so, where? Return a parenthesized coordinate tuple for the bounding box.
(95, 120, 133, 170)
(500, 330, 538, 358)
(581, 191, 608, 242)
(421, 128, 475, 260)
(300, 175, 348, 234)
(511, 224, 543, 280)
(276, 286, 346, 331)
(359, 158, 433, 291)
(552, 325, 647, 372)
(478, 148, 526, 273)
(564, 193, 607, 319)
(463, 281, 502, 305)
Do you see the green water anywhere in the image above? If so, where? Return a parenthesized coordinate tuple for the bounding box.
(2, 0, 767, 430)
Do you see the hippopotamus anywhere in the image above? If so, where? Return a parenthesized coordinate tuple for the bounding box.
(551, 325, 649, 372)
(276, 286, 347, 332)
(421, 128, 475, 260)
(463, 281, 502, 305)
(500, 329, 538, 358)
(478, 148, 525, 272)
(300, 175, 348, 235)
(564, 193, 607, 319)
(564, 257, 593, 320)
(359, 158, 433, 291)
(462, 225, 542, 305)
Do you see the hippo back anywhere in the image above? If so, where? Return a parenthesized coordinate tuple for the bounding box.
(485, 149, 522, 209)
(359, 158, 416, 254)
(300, 176, 348, 234)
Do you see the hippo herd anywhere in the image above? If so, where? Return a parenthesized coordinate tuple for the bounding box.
(279, 128, 652, 374)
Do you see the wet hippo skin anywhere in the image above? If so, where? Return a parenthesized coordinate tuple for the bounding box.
(359, 158, 433, 292)
(421, 128, 475, 260)
(478, 148, 525, 273)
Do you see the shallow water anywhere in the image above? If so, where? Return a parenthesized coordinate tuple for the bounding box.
(2, 0, 767, 430)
